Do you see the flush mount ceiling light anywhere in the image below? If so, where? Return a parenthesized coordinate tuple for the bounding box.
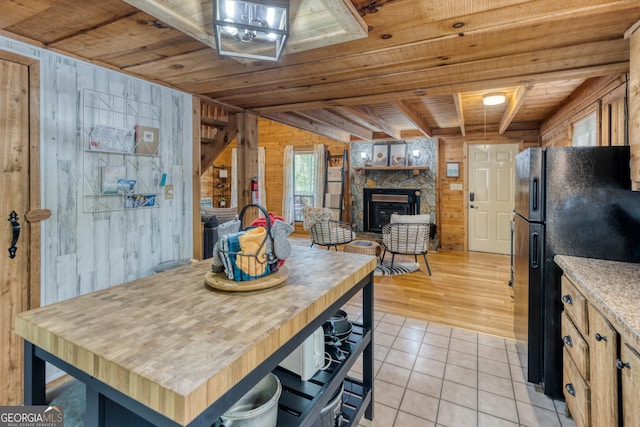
(214, 0, 289, 62)
(483, 93, 506, 106)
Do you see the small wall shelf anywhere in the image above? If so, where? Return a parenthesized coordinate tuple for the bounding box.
(353, 166, 429, 176)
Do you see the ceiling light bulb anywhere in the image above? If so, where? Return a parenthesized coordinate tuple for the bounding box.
(483, 93, 506, 106)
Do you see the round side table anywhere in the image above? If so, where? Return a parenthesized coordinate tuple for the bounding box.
(343, 240, 381, 259)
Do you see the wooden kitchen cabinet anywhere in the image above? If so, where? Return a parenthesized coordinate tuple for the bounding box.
(620, 339, 640, 426)
(561, 273, 640, 427)
(588, 304, 618, 427)
(561, 276, 591, 427)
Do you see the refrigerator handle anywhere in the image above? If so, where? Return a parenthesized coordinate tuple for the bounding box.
(530, 232, 539, 268)
(531, 178, 539, 212)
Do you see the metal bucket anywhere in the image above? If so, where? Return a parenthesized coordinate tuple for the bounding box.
(214, 373, 281, 427)
(312, 382, 344, 427)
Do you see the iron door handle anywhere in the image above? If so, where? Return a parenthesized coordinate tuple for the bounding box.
(8, 211, 20, 259)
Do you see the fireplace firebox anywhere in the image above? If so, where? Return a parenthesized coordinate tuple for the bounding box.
(363, 188, 420, 232)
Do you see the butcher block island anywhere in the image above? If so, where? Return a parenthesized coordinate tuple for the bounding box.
(16, 246, 377, 427)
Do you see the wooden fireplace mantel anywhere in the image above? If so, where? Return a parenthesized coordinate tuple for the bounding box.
(353, 166, 429, 176)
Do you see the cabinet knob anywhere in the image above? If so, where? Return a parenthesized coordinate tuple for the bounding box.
(616, 359, 631, 370)
(594, 333, 607, 342)
(565, 383, 576, 396)
(562, 335, 573, 347)
(561, 294, 573, 305)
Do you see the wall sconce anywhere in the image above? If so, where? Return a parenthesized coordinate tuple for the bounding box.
(409, 149, 421, 166)
(214, 0, 289, 62)
(360, 151, 372, 166)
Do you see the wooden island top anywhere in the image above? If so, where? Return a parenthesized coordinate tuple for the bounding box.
(16, 246, 377, 426)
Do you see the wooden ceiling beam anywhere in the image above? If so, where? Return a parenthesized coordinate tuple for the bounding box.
(262, 112, 352, 143)
(340, 106, 402, 140)
(453, 93, 466, 137)
(296, 109, 374, 140)
(392, 100, 432, 137)
(499, 85, 532, 134)
(250, 60, 627, 115)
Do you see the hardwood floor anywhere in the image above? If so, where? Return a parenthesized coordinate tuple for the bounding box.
(293, 235, 515, 339)
(364, 249, 515, 340)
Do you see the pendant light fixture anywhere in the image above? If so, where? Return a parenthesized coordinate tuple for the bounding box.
(214, 0, 289, 62)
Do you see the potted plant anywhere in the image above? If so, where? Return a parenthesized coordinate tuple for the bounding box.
(219, 197, 226, 208)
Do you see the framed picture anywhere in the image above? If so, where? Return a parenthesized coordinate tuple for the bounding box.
(389, 144, 407, 166)
(446, 162, 460, 177)
(372, 144, 389, 166)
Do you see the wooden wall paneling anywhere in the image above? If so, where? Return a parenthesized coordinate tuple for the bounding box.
(0, 36, 193, 302)
(437, 137, 465, 250)
(602, 102, 612, 146)
(541, 74, 627, 141)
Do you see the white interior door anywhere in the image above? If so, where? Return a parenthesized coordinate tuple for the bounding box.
(468, 143, 518, 254)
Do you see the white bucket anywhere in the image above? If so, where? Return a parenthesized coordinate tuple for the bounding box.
(214, 373, 281, 427)
(312, 382, 344, 427)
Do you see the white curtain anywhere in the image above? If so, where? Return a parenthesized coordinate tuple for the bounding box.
(313, 144, 326, 208)
(257, 147, 267, 209)
(282, 145, 295, 223)
(231, 147, 266, 210)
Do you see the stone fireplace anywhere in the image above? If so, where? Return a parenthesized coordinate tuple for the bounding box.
(363, 188, 420, 232)
(350, 138, 437, 234)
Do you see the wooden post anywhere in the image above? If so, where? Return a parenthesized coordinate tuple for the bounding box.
(627, 22, 640, 190)
(235, 112, 259, 224)
(192, 97, 203, 259)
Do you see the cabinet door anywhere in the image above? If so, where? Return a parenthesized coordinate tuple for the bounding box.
(588, 304, 618, 427)
(620, 339, 640, 427)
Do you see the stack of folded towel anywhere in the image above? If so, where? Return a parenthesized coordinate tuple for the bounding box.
(211, 212, 294, 282)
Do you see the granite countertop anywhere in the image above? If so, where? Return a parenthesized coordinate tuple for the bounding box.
(554, 255, 640, 350)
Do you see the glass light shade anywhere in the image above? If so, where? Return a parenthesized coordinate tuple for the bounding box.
(483, 93, 506, 106)
(214, 0, 289, 62)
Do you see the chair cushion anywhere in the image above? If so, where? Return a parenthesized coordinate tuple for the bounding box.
(301, 206, 334, 230)
(390, 213, 430, 224)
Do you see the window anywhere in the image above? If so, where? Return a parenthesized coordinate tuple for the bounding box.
(293, 151, 316, 222)
(572, 111, 597, 146)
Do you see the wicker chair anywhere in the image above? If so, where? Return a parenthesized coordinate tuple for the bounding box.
(301, 206, 356, 250)
(381, 217, 432, 275)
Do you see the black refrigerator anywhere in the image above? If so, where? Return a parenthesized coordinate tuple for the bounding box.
(513, 145, 640, 399)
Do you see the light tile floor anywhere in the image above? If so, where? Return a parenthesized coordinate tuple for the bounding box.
(341, 302, 577, 427)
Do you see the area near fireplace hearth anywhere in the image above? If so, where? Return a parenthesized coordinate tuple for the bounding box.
(351, 139, 438, 250)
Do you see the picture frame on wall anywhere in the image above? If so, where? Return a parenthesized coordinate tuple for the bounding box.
(372, 144, 389, 166)
(389, 144, 407, 166)
(446, 162, 460, 177)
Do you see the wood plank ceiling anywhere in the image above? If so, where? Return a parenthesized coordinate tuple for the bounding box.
(1, 0, 638, 143)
